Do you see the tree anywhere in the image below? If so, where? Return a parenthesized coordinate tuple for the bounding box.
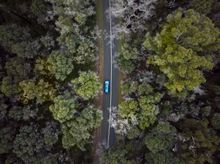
(36, 51, 74, 81)
(144, 122, 176, 153)
(211, 113, 220, 130)
(189, 0, 214, 15)
(102, 147, 134, 164)
(1, 57, 31, 98)
(145, 151, 185, 164)
(55, 16, 97, 65)
(138, 95, 160, 129)
(177, 118, 220, 163)
(111, 0, 157, 35)
(116, 42, 138, 73)
(61, 106, 102, 150)
(49, 94, 77, 123)
(72, 71, 101, 100)
(119, 99, 139, 118)
(0, 127, 15, 154)
(13, 123, 59, 163)
(144, 9, 220, 94)
(19, 79, 56, 103)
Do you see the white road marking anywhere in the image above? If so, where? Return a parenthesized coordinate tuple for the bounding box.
(107, 0, 113, 149)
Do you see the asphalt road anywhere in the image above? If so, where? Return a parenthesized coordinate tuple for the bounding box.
(101, 0, 119, 149)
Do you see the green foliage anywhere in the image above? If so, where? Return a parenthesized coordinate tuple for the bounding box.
(211, 113, 220, 130)
(0, 24, 42, 59)
(1, 57, 31, 97)
(177, 118, 220, 163)
(36, 51, 74, 81)
(19, 79, 56, 103)
(144, 9, 220, 93)
(145, 151, 185, 164)
(121, 80, 139, 96)
(8, 105, 39, 121)
(72, 71, 101, 100)
(49, 94, 76, 123)
(117, 42, 138, 73)
(13, 123, 59, 163)
(189, 0, 214, 15)
(0, 127, 15, 154)
(145, 122, 176, 153)
(102, 148, 134, 164)
(1, 76, 20, 97)
(48, 0, 95, 24)
(119, 99, 139, 117)
(55, 15, 96, 64)
(138, 95, 161, 129)
(61, 106, 102, 150)
(119, 82, 162, 130)
(42, 122, 60, 147)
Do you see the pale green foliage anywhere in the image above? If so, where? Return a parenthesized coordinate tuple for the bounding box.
(144, 9, 219, 93)
(145, 122, 176, 153)
(61, 106, 102, 150)
(119, 83, 162, 130)
(119, 99, 139, 117)
(19, 79, 56, 103)
(49, 95, 76, 123)
(72, 71, 101, 100)
(138, 95, 160, 129)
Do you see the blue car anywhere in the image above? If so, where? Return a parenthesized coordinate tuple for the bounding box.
(104, 80, 110, 94)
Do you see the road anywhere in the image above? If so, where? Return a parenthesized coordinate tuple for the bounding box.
(101, 0, 119, 149)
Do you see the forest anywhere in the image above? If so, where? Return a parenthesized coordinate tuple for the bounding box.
(0, 0, 220, 164)
(103, 0, 220, 164)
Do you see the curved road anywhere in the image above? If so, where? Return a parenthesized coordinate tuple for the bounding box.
(101, 0, 119, 149)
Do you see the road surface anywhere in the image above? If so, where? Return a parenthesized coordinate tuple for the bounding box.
(101, 0, 119, 149)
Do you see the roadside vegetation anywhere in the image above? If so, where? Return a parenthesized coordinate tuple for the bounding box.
(103, 0, 220, 163)
(0, 0, 102, 163)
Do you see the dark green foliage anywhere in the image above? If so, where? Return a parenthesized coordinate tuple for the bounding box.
(177, 118, 220, 163)
(211, 113, 220, 130)
(13, 123, 60, 163)
(0, 127, 15, 154)
(117, 42, 138, 73)
(144, 122, 176, 153)
(0, 0, 100, 163)
(189, 0, 214, 15)
(102, 148, 134, 164)
(145, 151, 185, 164)
(61, 106, 102, 150)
